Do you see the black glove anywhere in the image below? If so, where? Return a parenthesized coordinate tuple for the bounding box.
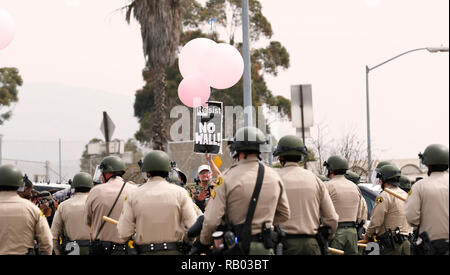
(188, 240, 210, 255)
(188, 215, 205, 238)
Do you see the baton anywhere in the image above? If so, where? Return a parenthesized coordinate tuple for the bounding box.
(328, 247, 345, 255)
(103, 216, 118, 226)
(384, 188, 407, 202)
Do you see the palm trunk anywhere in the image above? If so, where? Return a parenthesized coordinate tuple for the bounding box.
(151, 64, 167, 151)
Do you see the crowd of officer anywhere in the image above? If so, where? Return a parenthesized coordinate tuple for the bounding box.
(0, 126, 448, 255)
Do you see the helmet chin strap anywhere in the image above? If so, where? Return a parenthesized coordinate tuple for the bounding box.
(103, 173, 113, 183)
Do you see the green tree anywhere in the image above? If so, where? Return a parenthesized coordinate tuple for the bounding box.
(132, 0, 291, 144)
(124, 0, 184, 151)
(0, 67, 23, 125)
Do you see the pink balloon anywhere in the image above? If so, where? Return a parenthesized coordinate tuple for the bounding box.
(178, 38, 217, 78)
(178, 76, 211, 108)
(201, 43, 244, 90)
(0, 10, 15, 50)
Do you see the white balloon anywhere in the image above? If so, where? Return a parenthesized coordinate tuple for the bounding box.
(178, 38, 217, 79)
(200, 43, 244, 90)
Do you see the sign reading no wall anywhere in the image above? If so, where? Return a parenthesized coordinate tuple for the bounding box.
(194, 101, 223, 154)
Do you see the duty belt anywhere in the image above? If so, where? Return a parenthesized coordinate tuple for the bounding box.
(99, 241, 127, 252)
(136, 242, 182, 253)
(338, 222, 357, 228)
(396, 235, 409, 242)
(71, 240, 90, 247)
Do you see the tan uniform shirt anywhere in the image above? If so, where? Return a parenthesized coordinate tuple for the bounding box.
(325, 175, 362, 223)
(0, 192, 53, 255)
(358, 196, 368, 223)
(277, 163, 338, 235)
(51, 193, 91, 255)
(405, 171, 449, 241)
(366, 186, 412, 237)
(117, 177, 197, 244)
(200, 157, 291, 245)
(84, 177, 137, 243)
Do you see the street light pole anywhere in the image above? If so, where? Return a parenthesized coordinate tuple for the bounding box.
(365, 46, 449, 182)
(365, 66, 372, 180)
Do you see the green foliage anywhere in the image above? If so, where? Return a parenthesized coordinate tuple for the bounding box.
(132, 0, 292, 144)
(0, 67, 23, 125)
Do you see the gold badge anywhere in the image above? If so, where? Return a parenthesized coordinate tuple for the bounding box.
(215, 176, 223, 187)
(124, 195, 128, 201)
(408, 189, 413, 197)
(210, 188, 216, 199)
(376, 197, 384, 205)
(39, 209, 46, 218)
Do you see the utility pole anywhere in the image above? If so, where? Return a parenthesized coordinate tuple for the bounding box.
(242, 0, 253, 127)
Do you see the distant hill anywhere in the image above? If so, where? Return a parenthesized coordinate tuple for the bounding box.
(0, 82, 140, 181)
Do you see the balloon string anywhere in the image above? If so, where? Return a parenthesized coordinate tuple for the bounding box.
(208, 0, 217, 41)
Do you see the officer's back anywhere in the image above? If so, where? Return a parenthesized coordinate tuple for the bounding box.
(51, 172, 94, 255)
(274, 135, 338, 255)
(405, 144, 449, 255)
(118, 150, 197, 255)
(84, 156, 137, 255)
(323, 156, 363, 255)
(221, 156, 289, 232)
(199, 127, 290, 255)
(325, 175, 361, 223)
(0, 164, 53, 255)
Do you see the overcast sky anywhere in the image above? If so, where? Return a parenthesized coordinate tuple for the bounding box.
(0, 0, 449, 169)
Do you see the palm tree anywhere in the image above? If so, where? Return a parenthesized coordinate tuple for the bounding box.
(125, 0, 183, 151)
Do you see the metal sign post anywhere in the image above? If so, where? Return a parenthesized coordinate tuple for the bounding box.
(291, 84, 314, 168)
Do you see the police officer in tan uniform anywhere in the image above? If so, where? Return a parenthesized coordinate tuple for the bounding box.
(84, 156, 137, 255)
(345, 171, 369, 236)
(324, 156, 364, 255)
(405, 144, 449, 255)
(197, 127, 290, 255)
(51, 172, 94, 255)
(365, 165, 412, 255)
(0, 164, 53, 255)
(274, 135, 338, 255)
(117, 150, 197, 255)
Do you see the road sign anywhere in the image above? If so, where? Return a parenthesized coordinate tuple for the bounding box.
(100, 112, 115, 141)
(291, 84, 314, 128)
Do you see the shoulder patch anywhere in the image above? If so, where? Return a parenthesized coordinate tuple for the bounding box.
(39, 209, 46, 218)
(376, 197, 384, 205)
(215, 176, 224, 188)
